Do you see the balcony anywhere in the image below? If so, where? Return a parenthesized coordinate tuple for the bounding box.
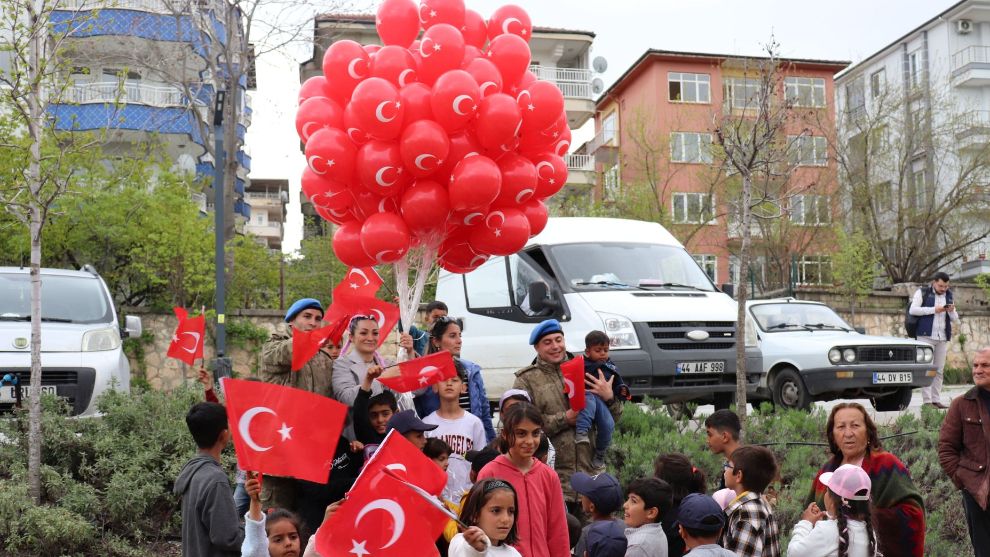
(59, 0, 226, 15)
(61, 82, 204, 108)
(957, 110, 990, 150)
(565, 153, 594, 188)
(245, 221, 283, 237)
(190, 191, 207, 213)
(529, 65, 595, 128)
(952, 46, 990, 87)
(585, 129, 619, 165)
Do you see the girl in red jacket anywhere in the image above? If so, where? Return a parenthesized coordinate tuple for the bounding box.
(478, 402, 570, 557)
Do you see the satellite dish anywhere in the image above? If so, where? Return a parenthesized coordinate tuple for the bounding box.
(592, 56, 608, 74)
(592, 77, 605, 95)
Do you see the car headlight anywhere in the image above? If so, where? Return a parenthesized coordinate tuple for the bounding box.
(924, 347, 934, 362)
(828, 348, 842, 364)
(745, 316, 759, 347)
(81, 327, 121, 352)
(916, 347, 925, 363)
(842, 348, 857, 363)
(598, 312, 640, 349)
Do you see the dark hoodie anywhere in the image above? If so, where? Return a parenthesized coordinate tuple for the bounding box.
(173, 453, 244, 557)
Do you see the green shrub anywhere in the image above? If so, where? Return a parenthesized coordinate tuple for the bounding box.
(943, 366, 972, 385)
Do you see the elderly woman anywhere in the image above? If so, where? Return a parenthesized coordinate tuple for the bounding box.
(806, 402, 925, 556)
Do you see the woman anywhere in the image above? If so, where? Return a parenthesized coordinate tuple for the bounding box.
(414, 316, 496, 443)
(332, 316, 414, 422)
(654, 453, 707, 557)
(806, 402, 925, 557)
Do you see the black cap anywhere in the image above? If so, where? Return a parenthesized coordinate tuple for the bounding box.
(676, 493, 726, 533)
(386, 410, 438, 434)
(570, 472, 623, 514)
(465, 446, 499, 474)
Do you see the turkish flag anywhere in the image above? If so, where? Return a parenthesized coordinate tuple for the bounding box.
(323, 294, 400, 349)
(222, 378, 347, 483)
(378, 351, 457, 393)
(291, 324, 337, 371)
(166, 307, 205, 366)
(561, 355, 587, 412)
(332, 266, 383, 301)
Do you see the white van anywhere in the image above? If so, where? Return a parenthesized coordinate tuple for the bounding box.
(0, 266, 141, 416)
(437, 217, 763, 405)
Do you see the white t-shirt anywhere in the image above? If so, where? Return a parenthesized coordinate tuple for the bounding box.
(786, 518, 872, 557)
(424, 410, 487, 504)
(448, 533, 523, 557)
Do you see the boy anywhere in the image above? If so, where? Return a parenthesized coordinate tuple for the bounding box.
(704, 409, 741, 489)
(354, 389, 398, 446)
(580, 331, 631, 469)
(410, 300, 448, 356)
(571, 471, 625, 557)
(385, 409, 437, 450)
(174, 402, 244, 557)
(585, 519, 628, 557)
(720, 446, 781, 557)
(424, 366, 487, 504)
(623, 477, 672, 557)
(677, 493, 735, 557)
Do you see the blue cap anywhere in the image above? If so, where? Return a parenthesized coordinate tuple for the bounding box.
(529, 319, 563, 345)
(570, 472, 623, 514)
(386, 409, 438, 434)
(285, 298, 324, 323)
(586, 520, 627, 557)
(676, 493, 726, 533)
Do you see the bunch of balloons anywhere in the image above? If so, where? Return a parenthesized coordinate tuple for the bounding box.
(297, 0, 570, 273)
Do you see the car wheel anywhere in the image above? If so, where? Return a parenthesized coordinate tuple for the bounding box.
(871, 387, 913, 412)
(665, 402, 698, 420)
(771, 367, 811, 410)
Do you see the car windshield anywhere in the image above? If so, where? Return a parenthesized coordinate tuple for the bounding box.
(0, 273, 113, 324)
(750, 302, 852, 332)
(548, 243, 716, 292)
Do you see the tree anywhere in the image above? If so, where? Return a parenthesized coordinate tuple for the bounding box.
(283, 233, 348, 305)
(226, 235, 280, 309)
(831, 228, 878, 325)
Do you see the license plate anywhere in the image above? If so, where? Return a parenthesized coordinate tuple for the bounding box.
(872, 372, 912, 384)
(676, 361, 725, 374)
(0, 385, 56, 403)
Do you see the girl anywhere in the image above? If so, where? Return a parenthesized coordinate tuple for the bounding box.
(654, 453, 708, 557)
(477, 402, 570, 557)
(242, 473, 304, 557)
(788, 464, 879, 557)
(449, 479, 523, 557)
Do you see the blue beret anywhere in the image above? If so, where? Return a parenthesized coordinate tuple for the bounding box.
(285, 298, 324, 323)
(529, 319, 563, 345)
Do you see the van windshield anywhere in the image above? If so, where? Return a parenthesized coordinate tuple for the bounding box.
(548, 243, 716, 292)
(0, 273, 113, 324)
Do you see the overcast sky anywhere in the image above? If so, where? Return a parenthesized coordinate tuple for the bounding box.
(244, 0, 960, 253)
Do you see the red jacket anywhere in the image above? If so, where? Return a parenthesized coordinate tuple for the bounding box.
(939, 386, 990, 509)
(477, 455, 570, 557)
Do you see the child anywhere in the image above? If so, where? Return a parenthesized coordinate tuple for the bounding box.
(477, 402, 570, 557)
(448, 479, 523, 556)
(424, 366, 488, 504)
(676, 493, 735, 557)
(497, 389, 556, 467)
(623, 477, 672, 557)
(385, 409, 437, 450)
(466, 446, 500, 483)
(585, 520, 627, 557)
(425, 437, 453, 471)
(571, 471, 625, 557)
(174, 402, 244, 556)
(580, 331, 630, 469)
(242, 473, 304, 557)
(720, 446, 781, 557)
(354, 390, 398, 445)
(653, 453, 707, 557)
(787, 464, 878, 557)
(704, 410, 741, 489)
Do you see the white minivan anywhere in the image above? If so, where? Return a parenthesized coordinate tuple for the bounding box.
(437, 217, 763, 405)
(0, 266, 141, 416)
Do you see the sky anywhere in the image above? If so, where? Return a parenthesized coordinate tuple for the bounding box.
(244, 0, 961, 254)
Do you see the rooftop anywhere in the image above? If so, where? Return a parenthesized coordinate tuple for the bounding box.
(312, 12, 595, 37)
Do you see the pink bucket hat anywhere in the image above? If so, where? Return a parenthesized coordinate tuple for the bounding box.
(819, 464, 872, 501)
(711, 488, 737, 510)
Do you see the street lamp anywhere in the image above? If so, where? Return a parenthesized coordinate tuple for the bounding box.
(213, 90, 231, 379)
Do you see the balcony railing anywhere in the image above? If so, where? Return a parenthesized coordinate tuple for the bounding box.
(529, 65, 593, 100)
(245, 192, 285, 204)
(58, 0, 224, 15)
(585, 129, 617, 154)
(953, 45, 990, 72)
(246, 222, 283, 237)
(565, 154, 593, 171)
(61, 82, 205, 108)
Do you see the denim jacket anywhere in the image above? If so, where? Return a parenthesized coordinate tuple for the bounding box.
(415, 358, 496, 443)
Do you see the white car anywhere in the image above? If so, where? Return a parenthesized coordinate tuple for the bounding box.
(748, 298, 935, 411)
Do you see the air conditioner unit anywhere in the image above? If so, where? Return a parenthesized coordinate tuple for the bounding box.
(958, 19, 974, 34)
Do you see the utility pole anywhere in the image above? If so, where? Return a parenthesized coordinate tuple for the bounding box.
(213, 90, 231, 379)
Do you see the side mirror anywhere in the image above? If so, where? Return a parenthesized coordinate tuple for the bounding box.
(854, 326, 866, 334)
(527, 281, 560, 314)
(123, 315, 142, 339)
(719, 283, 735, 298)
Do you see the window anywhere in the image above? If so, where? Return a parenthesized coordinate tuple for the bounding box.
(784, 77, 825, 108)
(692, 254, 718, 281)
(797, 255, 832, 285)
(845, 80, 865, 119)
(603, 165, 620, 201)
(724, 77, 761, 110)
(602, 112, 617, 144)
(788, 135, 828, 166)
(670, 132, 712, 163)
(908, 50, 922, 89)
(668, 72, 711, 103)
(463, 257, 511, 308)
(873, 181, 893, 212)
(911, 170, 928, 208)
(101, 68, 141, 81)
(790, 194, 830, 225)
(672, 192, 715, 224)
(870, 69, 885, 98)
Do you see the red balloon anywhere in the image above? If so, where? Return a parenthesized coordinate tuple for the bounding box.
(475, 93, 522, 152)
(298, 76, 334, 104)
(398, 82, 434, 124)
(377, 0, 420, 48)
(418, 23, 466, 84)
(304, 127, 356, 183)
(519, 80, 565, 131)
(333, 220, 377, 267)
(351, 77, 404, 141)
(449, 155, 500, 212)
(317, 204, 356, 225)
(439, 236, 488, 271)
(449, 208, 488, 227)
(520, 198, 549, 235)
(430, 69, 480, 132)
(401, 179, 451, 233)
(400, 120, 450, 178)
(519, 112, 567, 155)
(494, 153, 537, 207)
(462, 9, 488, 49)
(343, 102, 371, 145)
(356, 140, 412, 197)
(322, 40, 370, 100)
(469, 208, 530, 256)
(361, 212, 411, 264)
(528, 152, 568, 198)
(370, 45, 419, 88)
(464, 58, 503, 98)
(301, 167, 352, 212)
(461, 45, 482, 67)
(487, 4, 532, 42)
(486, 34, 530, 86)
(295, 96, 343, 143)
(434, 131, 481, 184)
(506, 69, 536, 98)
(364, 44, 382, 55)
(419, 0, 465, 30)
(352, 189, 399, 220)
(553, 126, 572, 157)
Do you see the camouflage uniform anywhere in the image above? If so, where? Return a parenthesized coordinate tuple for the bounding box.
(513, 356, 623, 503)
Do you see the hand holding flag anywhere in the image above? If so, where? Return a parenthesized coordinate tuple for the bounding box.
(378, 351, 457, 393)
(167, 307, 205, 366)
(561, 355, 587, 412)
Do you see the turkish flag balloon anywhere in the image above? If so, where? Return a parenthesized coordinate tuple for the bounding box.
(520, 198, 549, 235)
(462, 9, 487, 49)
(352, 189, 399, 220)
(418, 23, 466, 84)
(465, 57, 503, 98)
(419, 0, 465, 30)
(298, 76, 334, 105)
(401, 180, 451, 233)
(530, 152, 568, 198)
(439, 234, 488, 268)
(469, 208, 531, 256)
(333, 220, 376, 267)
(356, 140, 411, 197)
(519, 112, 567, 155)
(316, 204, 356, 225)
(475, 93, 522, 152)
(343, 102, 372, 146)
(486, 33, 530, 86)
(398, 82, 434, 124)
(361, 212, 412, 264)
(494, 153, 537, 207)
(364, 44, 381, 56)
(430, 69, 480, 132)
(461, 45, 482, 67)
(301, 168, 352, 212)
(434, 130, 481, 184)
(295, 96, 343, 143)
(304, 127, 356, 183)
(400, 119, 450, 178)
(370, 45, 419, 88)
(519, 80, 565, 131)
(377, 0, 420, 48)
(487, 4, 533, 42)
(321, 40, 369, 100)
(351, 77, 404, 141)
(449, 155, 500, 212)
(506, 68, 536, 97)
(554, 125, 572, 157)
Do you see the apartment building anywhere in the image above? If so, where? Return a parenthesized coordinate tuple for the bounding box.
(244, 178, 289, 250)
